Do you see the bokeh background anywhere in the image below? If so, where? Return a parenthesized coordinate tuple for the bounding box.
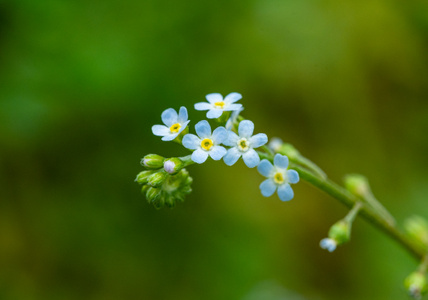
(1, 0, 428, 299)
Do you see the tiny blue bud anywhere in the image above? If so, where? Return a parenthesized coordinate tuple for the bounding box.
(405, 272, 427, 299)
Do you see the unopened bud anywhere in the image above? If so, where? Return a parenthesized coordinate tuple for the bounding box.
(344, 174, 369, 197)
(147, 171, 167, 187)
(405, 272, 427, 299)
(164, 158, 184, 174)
(268, 137, 283, 153)
(278, 143, 300, 160)
(141, 154, 165, 169)
(404, 216, 428, 250)
(328, 220, 350, 245)
(135, 170, 155, 184)
(146, 187, 162, 203)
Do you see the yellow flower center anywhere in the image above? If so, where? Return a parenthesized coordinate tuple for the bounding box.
(201, 138, 214, 151)
(170, 123, 181, 133)
(273, 172, 285, 184)
(214, 101, 225, 109)
(237, 138, 249, 152)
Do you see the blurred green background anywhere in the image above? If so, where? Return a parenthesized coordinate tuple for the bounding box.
(1, 0, 428, 299)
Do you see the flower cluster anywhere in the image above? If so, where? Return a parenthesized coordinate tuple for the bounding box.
(138, 92, 300, 208)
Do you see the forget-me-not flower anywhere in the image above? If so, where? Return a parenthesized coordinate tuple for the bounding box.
(195, 93, 242, 119)
(182, 120, 227, 164)
(257, 154, 299, 201)
(152, 107, 190, 141)
(223, 120, 268, 168)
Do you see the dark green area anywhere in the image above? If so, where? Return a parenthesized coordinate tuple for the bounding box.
(1, 0, 428, 299)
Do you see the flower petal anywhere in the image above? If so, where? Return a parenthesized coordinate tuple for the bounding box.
(320, 238, 337, 252)
(195, 102, 212, 111)
(195, 120, 211, 138)
(223, 92, 242, 104)
(286, 169, 299, 184)
(179, 120, 191, 133)
(206, 109, 223, 119)
(274, 154, 289, 169)
(223, 147, 241, 166)
(161, 108, 178, 127)
(152, 125, 170, 137)
(177, 106, 188, 123)
(205, 93, 223, 104)
(209, 146, 227, 160)
(242, 149, 260, 168)
(277, 183, 294, 201)
(212, 126, 227, 144)
(250, 133, 268, 148)
(182, 134, 200, 150)
(191, 149, 209, 164)
(161, 133, 179, 141)
(260, 179, 276, 197)
(223, 103, 243, 111)
(257, 159, 274, 177)
(238, 120, 254, 138)
(223, 131, 239, 146)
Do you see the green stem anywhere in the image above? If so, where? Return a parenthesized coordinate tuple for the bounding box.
(291, 162, 425, 260)
(344, 202, 363, 223)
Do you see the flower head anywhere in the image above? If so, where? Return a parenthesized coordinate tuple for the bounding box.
(152, 107, 190, 141)
(195, 93, 242, 119)
(257, 154, 299, 201)
(182, 120, 227, 164)
(223, 120, 268, 168)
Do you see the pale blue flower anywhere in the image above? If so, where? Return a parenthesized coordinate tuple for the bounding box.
(195, 93, 243, 119)
(223, 120, 268, 168)
(320, 238, 337, 252)
(257, 154, 299, 201)
(152, 107, 190, 141)
(225, 107, 244, 130)
(182, 120, 227, 164)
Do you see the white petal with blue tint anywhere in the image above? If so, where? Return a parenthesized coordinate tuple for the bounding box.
(195, 120, 211, 138)
(224, 92, 242, 104)
(238, 120, 254, 138)
(161, 108, 178, 127)
(320, 238, 337, 252)
(207, 109, 223, 119)
(191, 149, 209, 164)
(205, 93, 223, 104)
(223, 147, 241, 166)
(224, 103, 243, 111)
(162, 133, 179, 141)
(182, 134, 200, 150)
(177, 106, 188, 123)
(195, 102, 213, 111)
(277, 183, 294, 201)
(274, 154, 289, 169)
(257, 160, 274, 177)
(286, 170, 300, 184)
(212, 126, 227, 144)
(260, 179, 276, 197)
(209, 146, 227, 160)
(152, 125, 170, 136)
(250, 133, 268, 148)
(224, 131, 239, 147)
(242, 149, 260, 168)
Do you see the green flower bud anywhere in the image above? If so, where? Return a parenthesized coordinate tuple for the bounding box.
(344, 174, 369, 197)
(141, 154, 165, 169)
(180, 185, 192, 195)
(405, 272, 427, 299)
(146, 186, 162, 203)
(163, 158, 184, 175)
(147, 171, 167, 187)
(135, 170, 156, 184)
(164, 194, 176, 208)
(404, 216, 428, 251)
(141, 185, 150, 194)
(328, 220, 350, 245)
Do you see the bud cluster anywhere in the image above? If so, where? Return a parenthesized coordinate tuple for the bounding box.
(136, 154, 192, 209)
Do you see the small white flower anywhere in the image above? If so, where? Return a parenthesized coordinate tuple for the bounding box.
(152, 107, 190, 141)
(195, 93, 243, 119)
(319, 238, 337, 252)
(257, 154, 299, 201)
(163, 160, 176, 174)
(223, 120, 268, 168)
(182, 120, 227, 164)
